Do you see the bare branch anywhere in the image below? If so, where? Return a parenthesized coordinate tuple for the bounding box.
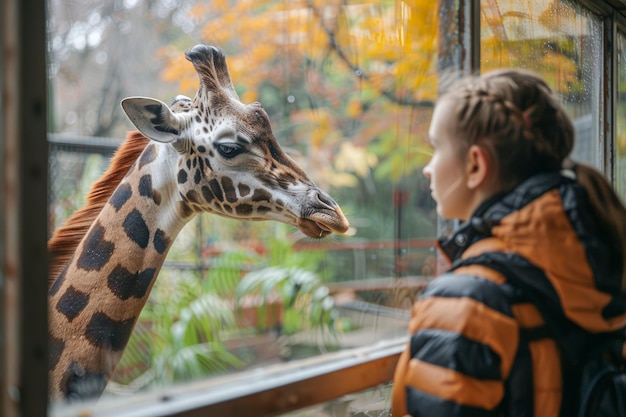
(306, 0, 433, 108)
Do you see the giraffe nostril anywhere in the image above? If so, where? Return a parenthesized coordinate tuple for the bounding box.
(315, 191, 337, 209)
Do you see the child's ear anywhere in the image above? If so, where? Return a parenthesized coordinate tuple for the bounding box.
(465, 145, 490, 190)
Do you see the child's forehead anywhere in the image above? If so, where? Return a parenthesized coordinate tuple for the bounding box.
(435, 96, 459, 112)
(430, 100, 458, 131)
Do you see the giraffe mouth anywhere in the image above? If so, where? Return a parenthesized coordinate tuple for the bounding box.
(316, 222, 332, 232)
(293, 189, 350, 238)
(297, 210, 350, 239)
(313, 221, 334, 238)
(297, 219, 334, 239)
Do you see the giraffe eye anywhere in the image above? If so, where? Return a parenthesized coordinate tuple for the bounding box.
(215, 143, 245, 159)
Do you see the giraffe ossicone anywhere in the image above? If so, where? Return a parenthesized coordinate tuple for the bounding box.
(48, 44, 349, 401)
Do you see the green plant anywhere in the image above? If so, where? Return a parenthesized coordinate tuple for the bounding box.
(110, 238, 346, 393)
(203, 249, 262, 296)
(110, 273, 243, 392)
(233, 237, 345, 339)
(236, 266, 341, 338)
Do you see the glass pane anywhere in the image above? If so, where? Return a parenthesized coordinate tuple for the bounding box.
(481, 0, 603, 168)
(47, 0, 451, 408)
(617, 31, 626, 203)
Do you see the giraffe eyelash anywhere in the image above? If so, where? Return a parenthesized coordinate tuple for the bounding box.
(215, 142, 246, 159)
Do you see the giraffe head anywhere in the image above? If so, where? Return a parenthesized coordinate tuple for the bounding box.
(121, 45, 349, 238)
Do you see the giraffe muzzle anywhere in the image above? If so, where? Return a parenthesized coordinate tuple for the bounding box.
(297, 190, 350, 238)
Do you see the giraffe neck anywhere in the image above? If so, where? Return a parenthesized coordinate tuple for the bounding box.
(48, 143, 192, 400)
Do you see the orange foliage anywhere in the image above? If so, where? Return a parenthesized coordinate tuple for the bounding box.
(158, 0, 583, 182)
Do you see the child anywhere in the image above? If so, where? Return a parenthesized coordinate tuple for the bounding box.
(391, 69, 626, 416)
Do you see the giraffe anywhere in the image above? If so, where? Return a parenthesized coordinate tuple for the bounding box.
(47, 44, 350, 401)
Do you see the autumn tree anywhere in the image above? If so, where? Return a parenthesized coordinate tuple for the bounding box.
(48, 0, 200, 138)
(160, 0, 440, 187)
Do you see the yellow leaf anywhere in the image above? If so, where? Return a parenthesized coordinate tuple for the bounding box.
(346, 98, 362, 118)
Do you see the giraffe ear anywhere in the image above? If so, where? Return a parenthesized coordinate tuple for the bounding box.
(121, 97, 182, 143)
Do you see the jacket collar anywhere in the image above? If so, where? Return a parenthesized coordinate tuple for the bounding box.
(437, 171, 572, 263)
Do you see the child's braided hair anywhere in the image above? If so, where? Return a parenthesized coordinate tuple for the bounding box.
(441, 69, 574, 188)
(441, 68, 626, 289)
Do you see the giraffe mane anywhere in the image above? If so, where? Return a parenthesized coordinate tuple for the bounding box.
(48, 131, 151, 287)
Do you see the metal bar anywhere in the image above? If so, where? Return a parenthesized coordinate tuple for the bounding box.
(460, 0, 481, 74)
(293, 238, 435, 251)
(48, 134, 124, 154)
(604, 12, 617, 182)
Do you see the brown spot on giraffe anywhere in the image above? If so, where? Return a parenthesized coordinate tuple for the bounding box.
(55, 286, 90, 322)
(76, 223, 115, 272)
(153, 229, 170, 254)
(238, 183, 250, 197)
(107, 265, 156, 300)
(84, 312, 136, 351)
(222, 177, 237, 203)
(122, 209, 150, 249)
(201, 185, 215, 204)
(138, 174, 153, 198)
(110, 183, 132, 211)
(49, 261, 70, 297)
(138, 143, 158, 170)
(49, 334, 65, 372)
(47, 44, 349, 401)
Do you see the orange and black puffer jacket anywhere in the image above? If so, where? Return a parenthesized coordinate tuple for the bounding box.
(391, 171, 626, 417)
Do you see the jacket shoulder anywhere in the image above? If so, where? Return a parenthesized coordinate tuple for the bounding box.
(397, 270, 521, 415)
(419, 270, 515, 318)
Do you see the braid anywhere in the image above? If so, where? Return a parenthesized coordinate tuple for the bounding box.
(442, 70, 574, 187)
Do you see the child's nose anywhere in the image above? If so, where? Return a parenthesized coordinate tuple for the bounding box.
(422, 162, 432, 179)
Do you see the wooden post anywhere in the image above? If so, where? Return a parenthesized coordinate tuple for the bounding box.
(1, 0, 49, 415)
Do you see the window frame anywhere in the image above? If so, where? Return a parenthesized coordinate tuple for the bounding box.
(3, 1, 626, 416)
(50, 339, 404, 417)
(615, 8, 626, 201)
(1, 0, 49, 416)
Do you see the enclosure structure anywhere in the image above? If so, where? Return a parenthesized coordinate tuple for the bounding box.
(3, 0, 626, 416)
